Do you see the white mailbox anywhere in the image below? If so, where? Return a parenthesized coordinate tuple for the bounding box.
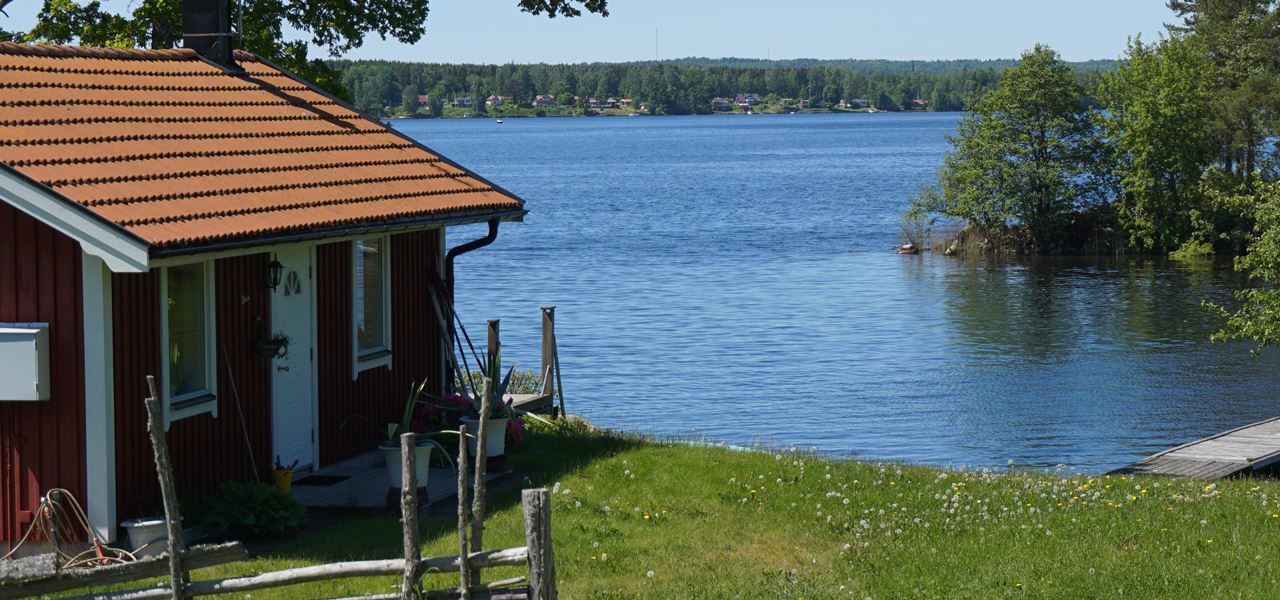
(0, 323, 51, 401)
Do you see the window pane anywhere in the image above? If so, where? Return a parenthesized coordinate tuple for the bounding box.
(167, 263, 206, 398)
(355, 239, 385, 352)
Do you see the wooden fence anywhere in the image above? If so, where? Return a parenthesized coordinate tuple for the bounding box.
(1, 375, 556, 600)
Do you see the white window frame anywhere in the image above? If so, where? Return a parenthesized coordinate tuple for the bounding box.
(352, 236, 392, 377)
(159, 260, 217, 428)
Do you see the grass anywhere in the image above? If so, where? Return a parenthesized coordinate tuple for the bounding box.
(55, 422, 1280, 598)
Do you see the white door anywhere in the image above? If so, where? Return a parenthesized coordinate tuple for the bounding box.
(271, 246, 315, 470)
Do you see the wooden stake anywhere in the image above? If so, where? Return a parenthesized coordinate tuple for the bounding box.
(400, 433, 420, 600)
(522, 489, 555, 600)
(470, 377, 492, 584)
(143, 375, 187, 600)
(456, 425, 471, 600)
(486, 320, 499, 376)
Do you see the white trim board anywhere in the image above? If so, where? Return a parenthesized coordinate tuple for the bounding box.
(82, 254, 116, 542)
(0, 168, 149, 273)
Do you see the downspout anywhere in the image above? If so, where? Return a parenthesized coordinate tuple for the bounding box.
(443, 219, 500, 395)
(444, 218, 500, 304)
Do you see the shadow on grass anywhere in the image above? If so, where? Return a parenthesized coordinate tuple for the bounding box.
(260, 420, 645, 564)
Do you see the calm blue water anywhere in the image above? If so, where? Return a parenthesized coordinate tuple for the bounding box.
(396, 113, 1280, 472)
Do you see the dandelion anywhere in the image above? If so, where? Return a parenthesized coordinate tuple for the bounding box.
(646, 570, 654, 577)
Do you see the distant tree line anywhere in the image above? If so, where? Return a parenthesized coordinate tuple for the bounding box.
(329, 59, 1058, 116)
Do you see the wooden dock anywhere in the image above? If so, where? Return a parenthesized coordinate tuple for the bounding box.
(1111, 417, 1280, 480)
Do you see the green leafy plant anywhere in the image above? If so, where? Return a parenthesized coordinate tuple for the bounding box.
(196, 481, 306, 540)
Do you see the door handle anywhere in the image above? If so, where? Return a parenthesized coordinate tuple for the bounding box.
(277, 366, 290, 372)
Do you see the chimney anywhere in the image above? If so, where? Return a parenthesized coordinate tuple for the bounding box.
(183, 0, 238, 70)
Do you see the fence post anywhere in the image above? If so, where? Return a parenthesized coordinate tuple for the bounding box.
(400, 433, 420, 600)
(143, 375, 187, 600)
(522, 488, 556, 600)
(456, 425, 471, 600)
(486, 319, 499, 375)
(470, 377, 492, 584)
(541, 306, 565, 419)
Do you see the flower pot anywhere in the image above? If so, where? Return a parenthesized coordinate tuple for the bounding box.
(460, 417, 509, 457)
(273, 469, 294, 495)
(120, 517, 176, 558)
(381, 442, 432, 490)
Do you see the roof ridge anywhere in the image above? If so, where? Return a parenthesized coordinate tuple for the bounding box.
(0, 42, 199, 61)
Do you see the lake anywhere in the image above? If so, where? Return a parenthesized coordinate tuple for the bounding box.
(395, 113, 1280, 473)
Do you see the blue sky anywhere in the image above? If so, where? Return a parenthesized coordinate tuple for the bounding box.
(3, 0, 1177, 63)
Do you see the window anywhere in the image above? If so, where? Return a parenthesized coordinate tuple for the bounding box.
(353, 237, 391, 374)
(160, 261, 216, 425)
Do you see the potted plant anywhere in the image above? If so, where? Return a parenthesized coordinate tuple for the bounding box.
(379, 380, 452, 490)
(273, 455, 298, 495)
(457, 352, 550, 458)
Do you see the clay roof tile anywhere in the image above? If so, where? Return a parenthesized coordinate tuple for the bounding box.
(0, 42, 524, 252)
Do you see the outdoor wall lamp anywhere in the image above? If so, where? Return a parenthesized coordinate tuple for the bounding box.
(266, 256, 284, 291)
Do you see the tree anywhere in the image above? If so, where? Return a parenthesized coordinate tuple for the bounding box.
(400, 84, 420, 115)
(1207, 181, 1280, 349)
(15, 0, 609, 100)
(914, 45, 1109, 251)
(1102, 36, 1216, 255)
(1166, 0, 1280, 184)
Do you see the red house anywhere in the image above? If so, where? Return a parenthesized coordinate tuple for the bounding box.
(0, 19, 525, 551)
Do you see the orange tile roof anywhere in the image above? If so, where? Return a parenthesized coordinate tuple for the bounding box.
(0, 42, 525, 252)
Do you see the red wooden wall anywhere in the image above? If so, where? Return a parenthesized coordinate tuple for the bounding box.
(316, 230, 445, 465)
(112, 254, 272, 519)
(0, 203, 85, 551)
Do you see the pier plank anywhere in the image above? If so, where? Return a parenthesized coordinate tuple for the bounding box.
(1110, 417, 1280, 480)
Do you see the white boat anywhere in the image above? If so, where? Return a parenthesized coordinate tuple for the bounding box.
(496, 119, 504, 124)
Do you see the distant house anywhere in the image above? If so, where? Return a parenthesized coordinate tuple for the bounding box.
(840, 98, 870, 109)
(533, 94, 556, 107)
(911, 98, 930, 110)
(486, 95, 507, 107)
(736, 93, 761, 107)
(619, 98, 634, 107)
(802, 98, 825, 109)
(711, 97, 734, 112)
(451, 96, 473, 108)
(588, 97, 618, 109)
(416, 94, 430, 107)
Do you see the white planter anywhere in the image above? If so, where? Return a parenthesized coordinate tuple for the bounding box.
(120, 517, 171, 558)
(460, 417, 509, 457)
(381, 442, 432, 490)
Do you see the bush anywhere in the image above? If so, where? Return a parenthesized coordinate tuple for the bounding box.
(197, 481, 306, 540)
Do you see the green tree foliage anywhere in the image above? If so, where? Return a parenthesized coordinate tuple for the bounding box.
(400, 84, 420, 115)
(1207, 181, 1280, 349)
(1167, 0, 1280, 183)
(914, 45, 1109, 251)
(1102, 36, 1217, 255)
(12, 0, 609, 100)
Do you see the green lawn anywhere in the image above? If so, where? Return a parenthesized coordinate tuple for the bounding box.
(58, 421, 1280, 598)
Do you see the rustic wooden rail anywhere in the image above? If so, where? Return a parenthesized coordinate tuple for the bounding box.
(0, 543, 246, 599)
(4, 375, 558, 599)
(1110, 416, 1280, 480)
